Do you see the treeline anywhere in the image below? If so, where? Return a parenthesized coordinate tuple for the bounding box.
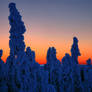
(0, 3, 92, 92)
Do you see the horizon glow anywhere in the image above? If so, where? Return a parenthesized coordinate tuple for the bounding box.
(0, 0, 92, 64)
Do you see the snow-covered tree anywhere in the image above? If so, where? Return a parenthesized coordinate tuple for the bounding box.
(70, 37, 83, 92)
(46, 84, 56, 92)
(72, 64, 83, 92)
(44, 47, 62, 92)
(15, 51, 33, 92)
(87, 59, 91, 65)
(25, 47, 40, 92)
(71, 37, 81, 64)
(26, 47, 35, 62)
(6, 3, 27, 92)
(61, 53, 73, 92)
(6, 53, 21, 92)
(1, 2, 92, 92)
(8, 3, 26, 57)
(85, 59, 92, 92)
(0, 50, 8, 92)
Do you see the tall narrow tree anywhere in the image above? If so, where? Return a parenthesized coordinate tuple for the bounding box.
(8, 3, 26, 57)
(6, 3, 27, 92)
(71, 37, 81, 64)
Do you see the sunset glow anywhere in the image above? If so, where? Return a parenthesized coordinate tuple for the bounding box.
(0, 0, 92, 64)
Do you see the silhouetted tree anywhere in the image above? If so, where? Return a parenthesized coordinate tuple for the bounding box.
(9, 3, 26, 57)
(71, 37, 81, 64)
(1, 2, 92, 92)
(6, 3, 27, 92)
(61, 53, 73, 92)
(15, 51, 33, 92)
(87, 59, 91, 65)
(26, 47, 41, 92)
(72, 63, 83, 92)
(6, 54, 21, 92)
(26, 47, 35, 62)
(45, 47, 62, 92)
(0, 50, 8, 92)
(47, 84, 56, 92)
(85, 59, 92, 92)
(70, 37, 83, 92)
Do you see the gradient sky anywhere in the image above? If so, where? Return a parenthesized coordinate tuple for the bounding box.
(0, 0, 92, 64)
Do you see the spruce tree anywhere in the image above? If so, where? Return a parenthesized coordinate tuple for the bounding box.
(0, 50, 8, 92)
(86, 59, 91, 65)
(6, 3, 27, 92)
(45, 47, 62, 92)
(8, 3, 26, 57)
(71, 37, 81, 64)
(71, 37, 83, 92)
(61, 53, 73, 92)
(85, 59, 92, 92)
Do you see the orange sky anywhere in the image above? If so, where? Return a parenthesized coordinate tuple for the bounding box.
(1, 31, 92, 65)
(0, 0, 92, 65)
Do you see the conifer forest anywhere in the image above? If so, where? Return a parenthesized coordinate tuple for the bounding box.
(0, 3, 92, 92)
